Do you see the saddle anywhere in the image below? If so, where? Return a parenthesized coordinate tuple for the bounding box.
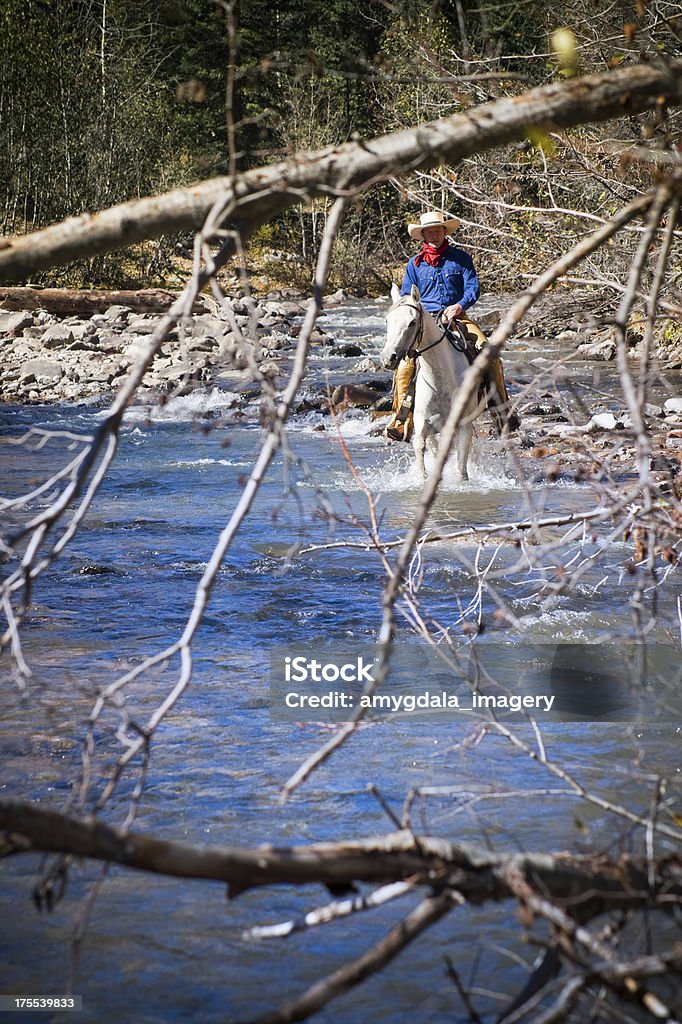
(443, 321, 489, 407)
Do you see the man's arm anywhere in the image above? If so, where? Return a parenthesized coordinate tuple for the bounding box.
(459, 253, 480, 310)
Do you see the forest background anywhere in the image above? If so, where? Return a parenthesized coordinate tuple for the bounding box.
(1, 4, 679, 1019)
(2, 0, 679, 298)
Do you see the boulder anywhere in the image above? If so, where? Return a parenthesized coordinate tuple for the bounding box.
(589, 412, 619, 431)
(475, 310, 501, 331)
(20, 358, 63, 381)
(324, 289, 348, 305)
(127, 315, 160, 335)
(331, 343, 363, 357)
(184, 313, 226, 338)
(330, 383, 385, 408)
(103, 304, 131, 323)
(576, 328, 617, 361)
(0, 310, 33, 334)
(351, 357, 382, 373)
(41, 324, 75, 349)
(663, 397, 682, 416)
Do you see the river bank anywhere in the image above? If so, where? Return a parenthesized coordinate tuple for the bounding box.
(1, 288, 682, 495)
(2, 285, 681, 406)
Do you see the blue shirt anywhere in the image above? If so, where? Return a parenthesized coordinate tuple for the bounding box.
(400, 245, 480, 313)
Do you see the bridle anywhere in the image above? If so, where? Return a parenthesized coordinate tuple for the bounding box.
(390, 300, 469, 359)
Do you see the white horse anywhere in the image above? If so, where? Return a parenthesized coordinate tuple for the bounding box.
(381, 283, 483, 479)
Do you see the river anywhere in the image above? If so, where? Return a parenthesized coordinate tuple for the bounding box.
(1, 299, 680, 1022)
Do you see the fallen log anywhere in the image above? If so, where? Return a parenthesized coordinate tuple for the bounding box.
(1, 60, 681, 282)
(0, 286, 207, 316)
(1, 798, 680, 914)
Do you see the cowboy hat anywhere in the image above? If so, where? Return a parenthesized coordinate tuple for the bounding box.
(407, 210, 460, 240)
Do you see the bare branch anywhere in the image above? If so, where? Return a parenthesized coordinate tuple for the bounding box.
(242, 889, 462, 1023)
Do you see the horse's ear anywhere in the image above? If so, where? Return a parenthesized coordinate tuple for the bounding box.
(390, 283, 401, 304)
(410, 284, 421, 304)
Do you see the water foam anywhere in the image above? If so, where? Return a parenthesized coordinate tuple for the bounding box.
(123, 388, 242, 424)
(169, 457, 250, 468)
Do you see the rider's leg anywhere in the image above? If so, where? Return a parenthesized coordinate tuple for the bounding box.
(386, 355, 416, 442)
(460, 315, 518, 434)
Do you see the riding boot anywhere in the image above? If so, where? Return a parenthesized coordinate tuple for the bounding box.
(385, 355, 416, 442)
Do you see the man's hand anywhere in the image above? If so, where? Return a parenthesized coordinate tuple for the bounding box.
(443, 303, 463, 324)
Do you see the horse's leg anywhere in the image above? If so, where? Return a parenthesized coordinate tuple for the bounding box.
(456, 422, 473, 480)
(413, 435, 427, 478)
(412, 422, 428, 478)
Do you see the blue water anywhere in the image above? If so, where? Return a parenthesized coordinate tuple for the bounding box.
(1, 302, 680, 1022)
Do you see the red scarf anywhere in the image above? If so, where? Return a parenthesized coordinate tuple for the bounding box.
(414, 240, 449, 268)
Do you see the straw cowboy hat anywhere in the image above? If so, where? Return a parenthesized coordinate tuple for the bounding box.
(407, 210, 460, 240)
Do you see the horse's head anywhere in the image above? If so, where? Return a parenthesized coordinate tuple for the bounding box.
(381, 283, 423, 370)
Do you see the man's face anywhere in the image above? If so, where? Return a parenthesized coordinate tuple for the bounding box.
(422, 225, 447, 246)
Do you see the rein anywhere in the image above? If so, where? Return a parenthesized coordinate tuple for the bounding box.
(394, 301, 467, 358)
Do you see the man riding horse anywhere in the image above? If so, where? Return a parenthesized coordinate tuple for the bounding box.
(386, 210, 516, 441)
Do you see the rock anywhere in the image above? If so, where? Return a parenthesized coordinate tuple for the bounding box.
(103, 304, 131, 323)
(331, 343, 363, 357)
(324, 289, 348, 305)
(20, 358, 63, 381)
(351, 357, 382, 373)
(0, 310, 33, 334)
(590, 412, 619, 431)
(475, 309, 501, 331)
(41, 324, 75, 349)
(128, 315, 160, 335)
(330, 383, 385, 408)
(576, 328, 617, 361)
(184, 314, 226, 339)
(643, 403, 663, 418)
(663, 397, 682, 415)
(273, 300, 306, 316)
(155, 365, 205, 383)
(184, 336, 219, 353)
(310, 328, 332, 345)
